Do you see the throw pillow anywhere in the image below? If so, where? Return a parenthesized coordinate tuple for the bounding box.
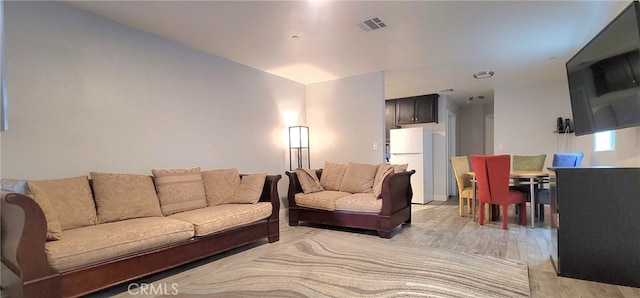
(19, 182, 62, 241)
(372, 164, 394, 198)
(339, 162, 378, 193)
(201, 168, 241, 206)
(90, 172, 163, 224)
(392, 164, 408, 173)
(27, 176, 97, 231)
(295, 168, 324, 194)
(228, 173, 267, 204)
(320, 161, 346, 191)
(152, 167, 207, 216)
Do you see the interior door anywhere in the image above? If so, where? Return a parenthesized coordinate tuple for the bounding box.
(485, 114, 494, 154)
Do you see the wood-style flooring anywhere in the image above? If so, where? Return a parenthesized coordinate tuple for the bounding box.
(407, 199, 640, 298)
(81, 199, 640, 297)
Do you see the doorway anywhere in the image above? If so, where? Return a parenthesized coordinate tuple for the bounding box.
(447, 111, 456, 198)
(485, 114, 494, 154)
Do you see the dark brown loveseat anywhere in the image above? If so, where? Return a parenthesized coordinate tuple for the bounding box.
(1, 172, 281, 298)
(286, 163, 415, 239)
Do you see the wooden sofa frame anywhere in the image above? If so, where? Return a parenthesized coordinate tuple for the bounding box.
(1, 174, 281, 298)
(286, 169, 415, 238)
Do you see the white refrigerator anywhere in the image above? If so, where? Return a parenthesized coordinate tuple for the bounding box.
(389, 127, 433, 204)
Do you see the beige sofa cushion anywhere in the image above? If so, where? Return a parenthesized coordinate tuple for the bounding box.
(45, 217, 194, 272)
(168, 203, 272, 237)
(392, 164, 408, 173)
(201, 168, 241, 206)
(27, 176, 97, 231)
(152, 168, 207, 216)
(227, 173, 266, 204)
(339, 162, 378, 193)
(320, 161, 346, 191)
(294, 190, 351, 211)
(295, 168, 323, 194)
(90, 172, 163, 224)
(19, 182, 62, 241)
(335, 193, 382, 213)
(373, 164, 394, 198)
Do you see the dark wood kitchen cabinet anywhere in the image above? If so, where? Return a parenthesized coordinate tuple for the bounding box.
(393, 94, 439, 125)
(385, 100, 397, 142)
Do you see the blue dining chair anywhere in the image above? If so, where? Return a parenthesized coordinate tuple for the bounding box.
(535, 152, 584, 221)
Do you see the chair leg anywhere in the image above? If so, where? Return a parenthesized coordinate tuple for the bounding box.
(459, 196, 464, 217)
(539, 204, 545, 221)
(501, 204, 508, 230)
(478, 202, 485, 225)
(519, 202, 527, 226)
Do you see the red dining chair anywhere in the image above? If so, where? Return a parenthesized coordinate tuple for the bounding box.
(471, 155, 527, 229)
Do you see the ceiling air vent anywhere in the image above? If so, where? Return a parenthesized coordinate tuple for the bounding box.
(358, 17, 387, 32)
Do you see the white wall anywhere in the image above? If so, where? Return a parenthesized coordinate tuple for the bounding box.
(588, 126, 640, 167)
(495, 79, 640, 168)
(2, 2, 306, 202)
(305, 72, 385, 167)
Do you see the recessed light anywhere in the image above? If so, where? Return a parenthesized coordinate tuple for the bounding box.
(291, 35, 300, 40)
(468, 96, 485, 102)
(439, 88, 454, 92)
(473, 71, 494, 79)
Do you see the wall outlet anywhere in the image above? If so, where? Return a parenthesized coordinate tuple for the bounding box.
(498, 143, 504, 150)
(373, 142, 378, 150)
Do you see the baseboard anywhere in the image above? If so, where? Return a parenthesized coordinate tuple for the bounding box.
(434, 195, 448, 202)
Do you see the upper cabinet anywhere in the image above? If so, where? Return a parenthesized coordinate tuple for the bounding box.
(392, 94, 439, 125)
(385, 93, 439, 143)
(385, 101, 397, 141)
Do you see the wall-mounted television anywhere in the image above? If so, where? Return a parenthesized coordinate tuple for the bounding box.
(566, 1, 640, 136)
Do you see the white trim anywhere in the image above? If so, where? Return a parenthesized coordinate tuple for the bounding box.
(434, 195, 449, 202)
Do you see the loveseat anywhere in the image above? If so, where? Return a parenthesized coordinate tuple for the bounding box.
(286, 161, 415, 239)
(1, 167, 281, 297)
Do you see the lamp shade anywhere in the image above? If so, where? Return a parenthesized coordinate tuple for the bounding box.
(289, 126, 309, 149)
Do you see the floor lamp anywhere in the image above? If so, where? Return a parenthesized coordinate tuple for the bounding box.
(289, 126, 310, 171)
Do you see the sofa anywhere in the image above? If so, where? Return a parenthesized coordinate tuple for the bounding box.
(286, 161, 415, 239)
(0, 167, 281, 298)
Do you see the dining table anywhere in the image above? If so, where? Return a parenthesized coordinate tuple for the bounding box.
(467, 170, 549, 228)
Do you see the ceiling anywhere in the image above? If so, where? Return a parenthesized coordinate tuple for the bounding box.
(61, 0, 630, 106)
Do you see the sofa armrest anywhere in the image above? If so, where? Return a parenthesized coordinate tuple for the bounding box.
(285, 171, 300, 208)
(1, 192, 58, 281)
(257, 174, 282, 220)
(380, 170, 416, 215)
(285, 169, 323, 208)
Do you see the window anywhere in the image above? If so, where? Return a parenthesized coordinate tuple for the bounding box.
(594, 130, 615, 152)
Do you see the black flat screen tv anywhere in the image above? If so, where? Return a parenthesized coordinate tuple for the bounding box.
(566, 1, 640, 136)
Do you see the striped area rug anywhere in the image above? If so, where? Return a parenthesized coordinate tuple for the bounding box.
(160, 233, 530, 297)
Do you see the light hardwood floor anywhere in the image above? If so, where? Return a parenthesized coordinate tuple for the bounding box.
(406, 200, 640, 298)
(85, 199, 640, 297)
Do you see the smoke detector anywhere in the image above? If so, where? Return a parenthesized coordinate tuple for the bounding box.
(358, 17, 387, 32)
